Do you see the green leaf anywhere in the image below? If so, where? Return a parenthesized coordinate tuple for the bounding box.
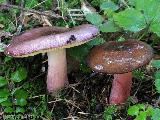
(135, 111, 147, 120)
(151, 60, 160, 68)
(4, 56, 12, 63)
(0, 97, 8, 103)
(128, 0, 135, 6)
(0, 0, 6, 4)
(155, 71, 160, 93)
(127, 105, 139, 116)
(104, 9, 115, 18)
(113, 8, 146, 32)
(85, 13, 104, 26)
(14, 89, 28, 99)
(135, 0, 160, 23)
(100, 1, 119, 11)
(137, 104, 145, 111)
(0, 76, 7, 87)
(4, 107, 14, 113)
(0, 43, 6, 52)
(1, 99, 12, 106)
(87, 38, 105, 47)
(103, 115, 112, 120)
(151, 108, 160, 120)
(99, 20, 119, 32)
(16, 107, 25, 113)
(0, 89, 10, 98)
(150, 22, 160, 37)
(146, 106, 154, 116)
(68, 44, 89, 61)
(44, 0, 52, 9)
(15, 98, 27, 106)
(25, 0, 38, 8)
(11, 67, 27, 82)
(117, 37, 126, 42)
(103, 105, 117, 120)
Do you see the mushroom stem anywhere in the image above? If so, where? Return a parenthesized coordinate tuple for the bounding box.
(47, 49, 68, 93)
(109, 72, 132, 104)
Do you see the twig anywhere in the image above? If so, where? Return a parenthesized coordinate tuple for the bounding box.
(133, 81, 142, 96)
(48, 98, 82, 110)
(0, 4, 63, 19)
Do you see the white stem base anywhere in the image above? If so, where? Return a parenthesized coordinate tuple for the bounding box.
(47, 49, 68, 93)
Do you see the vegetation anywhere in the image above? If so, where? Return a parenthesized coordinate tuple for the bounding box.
(0, 0, 160, 119)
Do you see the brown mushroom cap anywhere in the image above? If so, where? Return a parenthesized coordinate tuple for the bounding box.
(5, 24, 99, 57)
(87, 40, 153, 74)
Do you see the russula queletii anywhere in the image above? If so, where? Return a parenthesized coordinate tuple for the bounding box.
(4, 24, 99, 93)
(87, 40, 153, 104)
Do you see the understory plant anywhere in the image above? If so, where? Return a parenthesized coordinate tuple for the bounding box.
(127, 104, 160, 120)
(0, 0, 160, 119)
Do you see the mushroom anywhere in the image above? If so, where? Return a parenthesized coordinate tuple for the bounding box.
(87, 40, 153, 104)
(5, 24, 99, 93)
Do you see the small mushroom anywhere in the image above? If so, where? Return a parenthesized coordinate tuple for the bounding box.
(5, 24, 99, 93)
(87, 40, 153, 104)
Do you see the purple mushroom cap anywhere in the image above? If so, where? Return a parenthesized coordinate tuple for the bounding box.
(5, 24, 99, 57)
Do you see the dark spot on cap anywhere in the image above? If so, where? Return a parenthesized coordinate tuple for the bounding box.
(69, 35, 76, 41)
(67, 35, 77, 44)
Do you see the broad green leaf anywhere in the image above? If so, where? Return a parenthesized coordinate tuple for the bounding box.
(85, 13, 104, 26)
(16, 107, 25, 113)
(44, 0, 52, 9)
(4, 107, 14, 113)
(100, 1, 119, 11)
(127, 105, 139, 116)
(1, 99, 12, 106)
(68, 44, 89, 61)
(14, 89, 28, 99)
(103, 105, 117, 120)
(87, 38, 105, 46)
(0, 97, 7, 103)
(11, 67, 27, 82)
(151, 60, 160, 68)
(151, 108, 160, 120)
(146, 106, 154, 116)
(135, 111, 147, 120)
(99, 20, 119, 32)
(4, 56, 12, 63)
(25, 0, 38, 8)
(0, 43, 6, 52)
(150, 22, 160, 37)
(128, 0, 135, 6)
(137, 104, 145, 111)
(135, 0, 160, 23)
(104, 9, 115, 18)
(0, 76, 7, 87)
(103, 115, 112, 120)
(0, 89, 10, 98)
(0, 0, 6, 4)
(113, 8, 146, 32)
(104, 105, 117, 115)
(117, 37, 125, 42)
(155, 71, 160, 93)
(15, 98, 27, 106)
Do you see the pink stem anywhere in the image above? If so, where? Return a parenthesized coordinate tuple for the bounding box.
(47, 49, 68, 93)
(109, 72, 132, 104)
